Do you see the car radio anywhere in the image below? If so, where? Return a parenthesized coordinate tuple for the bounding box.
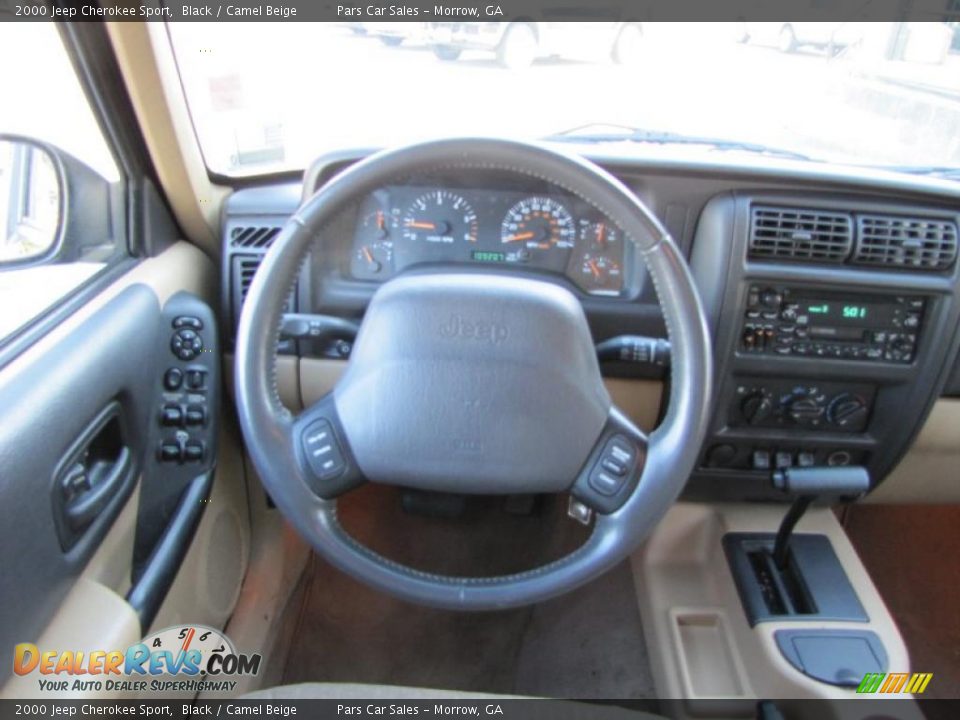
(740, 285, 925, 363)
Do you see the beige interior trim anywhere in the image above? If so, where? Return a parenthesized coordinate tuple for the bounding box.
(866, 399, 960, 504)
(1, 580, 142, 700)
(106, 22, 227, 257)
(632, 502, 921, 717)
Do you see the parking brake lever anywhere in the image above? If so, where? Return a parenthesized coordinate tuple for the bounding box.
(770, 466, 870, 571)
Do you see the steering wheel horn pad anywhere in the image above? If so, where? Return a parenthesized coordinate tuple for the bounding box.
(333, 272, 610, 495)
(235, 138, 713, 610)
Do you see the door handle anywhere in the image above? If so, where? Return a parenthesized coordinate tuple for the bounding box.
(52, 403, 133, 549)
(61, 447, 131, 531)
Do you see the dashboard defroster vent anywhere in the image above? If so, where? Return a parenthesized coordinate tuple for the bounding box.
(853, 215, 958, 271)
(749, 206, 853, 263)
(230, 225, 282, 249)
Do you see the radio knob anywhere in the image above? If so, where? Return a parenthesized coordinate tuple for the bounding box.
(741, 391, 773, 425)
(759, 288, 781, 309)
(828, 393, 869, 429)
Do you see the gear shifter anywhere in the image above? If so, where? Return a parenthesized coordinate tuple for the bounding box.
(770, 466, 871, 571)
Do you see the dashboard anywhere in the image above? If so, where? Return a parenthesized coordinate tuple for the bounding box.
(221, 147, 960, 502)
(349, 185, 630, 296)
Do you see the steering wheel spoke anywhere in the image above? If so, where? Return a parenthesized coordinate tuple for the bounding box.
(570, 407, 648, 514)
(292, 393, 366, 499)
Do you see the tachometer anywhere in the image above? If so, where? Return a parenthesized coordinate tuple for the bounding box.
(501, 197, 576, 251)
(402, 191, 478, 244)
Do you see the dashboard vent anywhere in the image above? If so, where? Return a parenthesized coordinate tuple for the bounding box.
(235, 256, 262, 308)
(853, 215, 958, 271)
(230, 225, 282, 249)
(230, 255, 295, 341)
(749, 206, 853, 263)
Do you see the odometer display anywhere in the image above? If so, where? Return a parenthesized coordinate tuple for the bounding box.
(471, 250, 506, 263)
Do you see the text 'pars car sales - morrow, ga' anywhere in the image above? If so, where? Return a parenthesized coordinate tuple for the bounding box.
(336, 5, 504, 17)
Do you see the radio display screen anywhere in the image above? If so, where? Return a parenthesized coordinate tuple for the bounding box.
(800, 299, 898, 329)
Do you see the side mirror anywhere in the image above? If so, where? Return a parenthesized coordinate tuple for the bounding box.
(0, 134, 114, 268)
(0, 137, 61, 264)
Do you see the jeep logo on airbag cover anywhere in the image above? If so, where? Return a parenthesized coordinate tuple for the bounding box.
(438, 314, 509, 344)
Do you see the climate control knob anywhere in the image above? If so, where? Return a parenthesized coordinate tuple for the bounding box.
(827, 393, 869, 430)
(741, 391, 773, 425)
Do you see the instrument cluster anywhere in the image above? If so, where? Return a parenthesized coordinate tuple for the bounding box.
(349, 185, 629, 296)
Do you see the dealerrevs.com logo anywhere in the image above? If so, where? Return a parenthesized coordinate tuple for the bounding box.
(13, 625, 261, 694)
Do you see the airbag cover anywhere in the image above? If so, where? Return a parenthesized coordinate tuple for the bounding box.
(334, 273, 611, 493)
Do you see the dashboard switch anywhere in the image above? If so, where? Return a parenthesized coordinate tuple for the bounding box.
(752, 450, 772, 471)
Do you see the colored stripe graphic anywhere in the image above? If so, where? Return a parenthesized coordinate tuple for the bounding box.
(857, 672, 933, 694)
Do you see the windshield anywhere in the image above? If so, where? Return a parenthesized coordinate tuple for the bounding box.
(167, 22, 960, 177)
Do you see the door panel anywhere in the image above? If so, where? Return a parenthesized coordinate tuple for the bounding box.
(0, 284, 160, 675)
(0, 241, 249, 698)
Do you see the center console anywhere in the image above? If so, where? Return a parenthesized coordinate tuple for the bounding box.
(688, 192, 960, 500)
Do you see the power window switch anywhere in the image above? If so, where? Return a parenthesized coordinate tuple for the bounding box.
(184, 440, 205, 462)
(185, 404, 206, 427)
(159, 441, 182, 463)
(161, 404, 184, 427)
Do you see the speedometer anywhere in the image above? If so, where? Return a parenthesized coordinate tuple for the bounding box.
(501, 197, 576, 251)
(402, 190, 478, 244)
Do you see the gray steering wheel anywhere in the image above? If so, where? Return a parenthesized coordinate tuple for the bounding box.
(235, 138, 712, 610)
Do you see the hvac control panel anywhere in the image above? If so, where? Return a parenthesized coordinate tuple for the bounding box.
(740, 285, 925, 363)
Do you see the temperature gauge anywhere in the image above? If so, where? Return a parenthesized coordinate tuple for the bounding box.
(351, 203, 397, 279)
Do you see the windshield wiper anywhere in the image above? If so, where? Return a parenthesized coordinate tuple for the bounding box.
(545, 123, 814, 162)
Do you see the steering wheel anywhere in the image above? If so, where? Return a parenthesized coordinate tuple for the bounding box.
(235, 138, 713, 610)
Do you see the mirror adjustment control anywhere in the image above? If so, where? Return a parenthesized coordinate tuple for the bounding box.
(171, 328, 204, 361)
(301, 419, 346, 480)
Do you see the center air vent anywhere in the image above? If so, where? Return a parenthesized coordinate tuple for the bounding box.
(749, 206, 853, 263)
(230, 225, 282, 249)
(853, 215, 958, 271)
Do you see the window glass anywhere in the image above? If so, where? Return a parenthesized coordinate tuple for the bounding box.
(0, 23, 124, 342)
